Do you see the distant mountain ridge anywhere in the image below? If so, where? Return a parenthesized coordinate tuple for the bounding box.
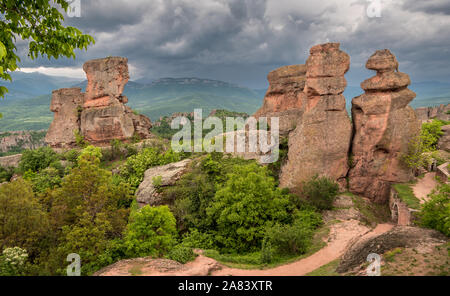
(0, 72, 448, 132)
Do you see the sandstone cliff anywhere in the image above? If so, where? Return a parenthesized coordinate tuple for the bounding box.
(280, 43, 352, 191)
(45, 57, 152, 147)
(348, 49, 420, 203)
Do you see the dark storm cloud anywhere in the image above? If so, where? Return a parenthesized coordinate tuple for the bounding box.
(403, 0, 450, 15)
(17, 0, 450, 88)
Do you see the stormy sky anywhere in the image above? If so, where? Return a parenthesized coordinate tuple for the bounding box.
(17, 0, 450, 88)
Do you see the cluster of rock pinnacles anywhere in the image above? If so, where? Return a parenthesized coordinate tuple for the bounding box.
(255, 43, 420, 203)
(45, 57, 152, 148)
(46, 43, 419, 203)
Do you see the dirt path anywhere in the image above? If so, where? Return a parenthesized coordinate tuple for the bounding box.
(211, 222, 393, 276)
(413, 172, 437, 204)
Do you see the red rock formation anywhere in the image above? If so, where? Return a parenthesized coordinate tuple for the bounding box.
(280, 43, 352, 191)
(45, 88, 84, 148)
(348, 50, 420, 203)
(254, 65, 307, 135)
(45, 57, 152, 147)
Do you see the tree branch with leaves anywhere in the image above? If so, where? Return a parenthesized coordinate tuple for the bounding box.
(0, 0, 95, 100)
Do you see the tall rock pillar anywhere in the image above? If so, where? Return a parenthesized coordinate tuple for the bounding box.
(348, 49, 420, 203)
(280, 43, 352, 191)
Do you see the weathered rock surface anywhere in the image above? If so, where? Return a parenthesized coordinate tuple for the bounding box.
(45, 88, 84, 148)
(437, 125, 450, 152)
(348, 50, 420, 203)
(337, 226, 447, 273)
(46, 57, 152, 147)
(415, 104, 450, 122)
(136, 159, 192, 206)
(280, 43, 352, 191)
(254, 65, 307, 135)
(81, 57, 152, 144)
(1, 130, 46, 153)
(0, 154, 22, 168)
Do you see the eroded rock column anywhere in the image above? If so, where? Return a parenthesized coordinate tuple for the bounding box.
(81, 57, 151, 144)
(45, 88, 83, 148)
(254, 65, 307, 135)
(348, 49, 420, 203)
(280, 43, 352, 191)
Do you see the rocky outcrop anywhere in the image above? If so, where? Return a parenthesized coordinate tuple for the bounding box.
(45, 88, 83, 148)
(437, 125, 450, 152)
(1, 130, 46, 153)
(415, 104, 450, 122)
(337, 226, 447, 273)
(81, 57, 152, 144)
(0, 154, 22, 168)
(45, 57, 152, 148)
(280, 43, 352, 191)
(348, 50, 421, 203)
(136, 159, 191, 206)
(254, 65, 307, 135)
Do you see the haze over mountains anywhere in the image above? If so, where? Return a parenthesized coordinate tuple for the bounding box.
(0, 71, 449, 132)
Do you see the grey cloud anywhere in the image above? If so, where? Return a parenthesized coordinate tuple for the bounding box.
(15, 0, 450, 88)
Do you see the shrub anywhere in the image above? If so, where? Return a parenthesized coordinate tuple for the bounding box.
(421, 120, 447, 151)
(418, 184, 449, 236)
(0, 179, 50, 257)
(180, 229, 215, 250)
(0, 247, 29, 276)
(62, 149, 80, 163)
(120, 147, 181, 189)
(124, 205, 177, 258)
(206, 163, 292, 253)
(166, 245, 196, 264)
(23, 167, 62, 194)
(19, 147, 59, 173)
(260, 237, 273, 264)
(0, 165, 15, 183)
(300, 175, 339, 211)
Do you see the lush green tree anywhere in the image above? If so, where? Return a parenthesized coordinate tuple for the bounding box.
(0, 179, 50, 257)
(50, 146, 131, 232)
(206, 163, 292, 253)
(0, 0, 95, 98)
(0, 247, 29, 276)
(18, 147, 60, 173)
(419, 183, 449, 236)
(123, 205, 177, 258)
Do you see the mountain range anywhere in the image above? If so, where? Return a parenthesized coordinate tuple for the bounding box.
(0, 72, 448, 132)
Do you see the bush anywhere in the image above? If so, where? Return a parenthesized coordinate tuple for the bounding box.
(421, 120, 447, 151)
(19, 147, 59, 173)
(263, 209, 322, 256)
(23, 167, 62, 194)
(260, 237, 273, 264)
(0, 247, 29, 276)
(124, 205, 177, 258)
(180, 229, 215, 250)
(0, 165, 15, 183)
(0, 179, 49, 257)
(120, 147, 181, 189)
(300, 175, 339, 211)
(62, 149, 80, 163)
(206, 163, 292, 253)
(418, 184, 449, 236)
(264, 223, 312, 255)
(166, 245, 196, 264)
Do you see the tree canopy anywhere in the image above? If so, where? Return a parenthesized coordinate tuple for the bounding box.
(0, 0, 95, 98)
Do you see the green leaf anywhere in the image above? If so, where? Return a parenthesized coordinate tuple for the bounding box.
(0, 41, 6, 60)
